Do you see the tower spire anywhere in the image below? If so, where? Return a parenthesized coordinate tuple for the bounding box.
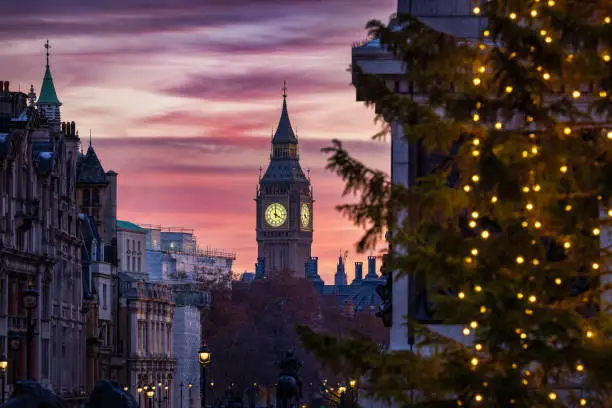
(45, 39, 51, 68)
(282, 80, 288, 99)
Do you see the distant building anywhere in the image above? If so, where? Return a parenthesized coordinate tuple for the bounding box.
(141, 225, 234, 289)
(117, 220, 148, 279)
(255, 88, 314, 277)
(306, 255, 385, 314)
(171, 306, 201, 408)
(118, 274, 176, 405)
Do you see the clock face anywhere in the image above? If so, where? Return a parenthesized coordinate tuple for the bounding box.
(265, 203, 287, 227)
(300, 203, 310, 228)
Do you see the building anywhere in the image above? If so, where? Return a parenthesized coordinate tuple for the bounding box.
(0, 43, 87, 405)
(141, 225, 234, 289)
(118, 273, 176, 405)
(76, 139, 121, 387)
(305, 255, 385, 314)
(171, 306, 201, 408)
(117, 220, 148, 279)
(351, 0, 482, 351)
(255, 87, 314, 277)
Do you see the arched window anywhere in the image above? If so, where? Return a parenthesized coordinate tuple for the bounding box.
(92, 189, 100, 206)
(83, 189, 91, 207)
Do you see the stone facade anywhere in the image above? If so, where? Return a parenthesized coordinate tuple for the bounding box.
(118, 273, 176, 407)
(0, 54, 86, 406)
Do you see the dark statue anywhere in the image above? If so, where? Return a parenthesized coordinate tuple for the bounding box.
(375, 254, 392, 327)
(276, 350, 302, 408)
(86, 380, 139, 408)
(0, 381, 68, 408)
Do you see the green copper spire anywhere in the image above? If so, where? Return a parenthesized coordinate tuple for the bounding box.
(37, 40, 61, 105)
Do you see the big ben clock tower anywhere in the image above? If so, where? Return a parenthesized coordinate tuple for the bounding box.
(255, 84, 313, 277)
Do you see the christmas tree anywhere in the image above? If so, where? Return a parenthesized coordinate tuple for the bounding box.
(299, 0, 612, 406)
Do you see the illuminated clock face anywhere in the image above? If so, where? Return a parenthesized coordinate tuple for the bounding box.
(300, 203, 310, 228)
(265, 203, 287, 227)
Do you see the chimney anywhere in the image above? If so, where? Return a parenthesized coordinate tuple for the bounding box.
(71, 121, 76, 136)
(366, 256, 377, 278)
(354, 262, 363, 282)
(3, 81, 9, 92)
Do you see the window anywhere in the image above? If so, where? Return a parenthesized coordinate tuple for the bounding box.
(127, 256, 130, 271)
(138, 257, 141, 273)
(126, 238, 129, 251)
(83, 189, 91, 207)
(92, 188, 99, 206)
(138, 241, 140, 251)
(132, 257, 136, 271)
(132, 240, 135, 251)
(103, 284, 107, 309)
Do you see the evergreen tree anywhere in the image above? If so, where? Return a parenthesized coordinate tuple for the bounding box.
(299, 1, 612, 406)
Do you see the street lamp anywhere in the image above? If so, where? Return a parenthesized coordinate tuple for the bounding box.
(137, 385, 143, 408)
(198, 345, 211, 408)
(164, 385, 169, 408)
(188, 383, 193, 408)
(209, 381, 215, 408)
(124, 386, 129, 392)
(0, 355, 7, 404)
(22, 282, 38, 380)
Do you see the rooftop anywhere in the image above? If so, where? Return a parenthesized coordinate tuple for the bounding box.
(117, 220, 148, 233)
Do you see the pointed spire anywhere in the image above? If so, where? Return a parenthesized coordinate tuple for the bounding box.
(89, 129, 92, 147)
(272, 81, 297, 145)
(38, 40, 61, 105)
(28, 84, 36, 107)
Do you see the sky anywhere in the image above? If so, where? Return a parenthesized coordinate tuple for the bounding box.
(1, 0, 396, 282)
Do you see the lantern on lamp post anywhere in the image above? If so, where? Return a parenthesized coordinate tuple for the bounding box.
(0, 354, 8, 404)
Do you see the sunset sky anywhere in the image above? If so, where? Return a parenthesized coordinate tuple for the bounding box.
(1, 0, 396, 281)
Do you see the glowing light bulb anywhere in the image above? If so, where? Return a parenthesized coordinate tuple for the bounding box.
(471, 211, 479, 219)
(520, 333, 527, 339)
(517, 293, 524, 299)
(549, 393, 557, 401)
(469, 220, 477, 228)
(463, 328, 471, 335)
(580, 398, 587, 406)
(530, 10, 537, 17)
(572, 90, 581, 98)
(545, 36, 552, 43)
(560, 165, 568, 173)
(473, 6, 481, 14)
(529, 133, 535, 139)
(478, 66, 486, 73)
(464, 185, 472, 192)
(475, 343, 483, 351)
(592, 262, 600, 270)
(522, 186, 530, 193)
(528, 295, 536, 303)
(473, 77, 481, 86)
(534, 221, 542, 228)
(471, 357, 479, 366)
(472, 175, 480, 183)
(473, 150, 480, 157)
(601, 91, 608, 98)
(525, 309, 533, 315)
(533, 184, 541, 192)
(471, 249, 479, 256)
(565, 204, 572, 211)
(526, 202, 534, 211)
(470, 321, 478, 328)
(473, 113, 480, 122)
(516, 256, 524, 264)
(480, 305, 486, 313)
(563, 127, 572, 135)
(603, 54, 611, 62)
(495, 122, 503, 129)
(483, 30, 490, 37)
(465, 257, 473, 264)
(607, 131, 612, 139)
(522, 150, 529, 158)
(576, 364, 584, 372)
(532, 259, 539, 266)
(531, 146, 538, 154)
(543, 72, 550, 80)
(606, 16, 611, 24)
(547, 0, 555, 6)
(505, 86, 513, 93)
(491, 196, 498, 203)
(475, 395, 483, 402)
(481, 230, 490, 239)
(509, 12, 517, 19)
(608, 209, 612, 217)
(555, 278, 562, 285)
(521, 221, 528, 228)
(593, 228, 600, 236)
(540, 29, 547, 36)
(563, 241, 571, 249)
(458, 292, 466, 299)
(586, 330, 594, 338)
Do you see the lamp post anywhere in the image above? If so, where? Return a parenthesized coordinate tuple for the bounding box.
(158, 382, 163, 408)
(188, 383, 193, 408)
(0, 355, 7, 404)
(209, 380, 215, 408)
(22, 282, 38, 380)
(138, 384, 143, 408)
(197, 345, 211, 408)
(164, 385, 169, 408)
